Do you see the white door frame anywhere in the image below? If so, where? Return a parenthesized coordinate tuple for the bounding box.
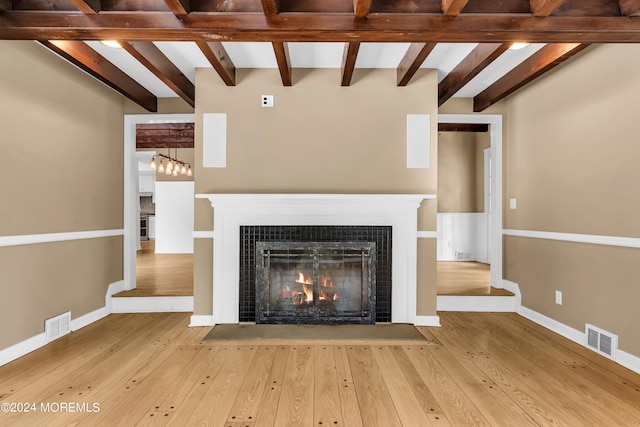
(123, 114, 195, 290)
(438, 114, 503, 288)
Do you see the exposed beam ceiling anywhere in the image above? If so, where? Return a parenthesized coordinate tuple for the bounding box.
(442, 0, 469, 17)
(353, 0, 373, 18)
(1, 0, 633, 112)
(163, 0, 190, 17)
(2, 14, 640, 42)
(272, 42, 292, 86)
(439, 123, 489, 132)
(195, 41, 236, 86)
(40, 40, 157, 112)
(136, 123, 194, 148)
(68, 0, 101, 15)
(120, 41, 195, 107)
(397, 43, 437, 86)
(438, 43, 511, 106)
(341, 42, 360, 87)
(619, 0, 640, 16)
(474, 43, 590, 112)
(530, 0, 568, 17)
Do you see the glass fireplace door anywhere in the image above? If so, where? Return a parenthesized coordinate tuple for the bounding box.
(256, 242, 376, 324)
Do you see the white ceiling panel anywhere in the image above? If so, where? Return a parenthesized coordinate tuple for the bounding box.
(288, 42, 345, 68)
(455, 43, 546, 98)
(222, 42, 278, 68)
(355, 43, 412, 68)
(153, 41, 211, 84)
(85, 41, 177, 97)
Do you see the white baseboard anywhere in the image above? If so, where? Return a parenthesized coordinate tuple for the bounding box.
(111, 296, 194, 313)
(71, 306, 108, 332)
(437, 295, 517, 312)
(189, 315, 215, 327)
(519, 305, 640, 375)
(106, 280, 126, 314)
(0, 333, 47, 367)
(414, 315, 441, 327)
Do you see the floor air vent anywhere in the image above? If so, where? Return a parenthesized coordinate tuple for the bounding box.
(585, 324, 617, 360)
(45, 311, 71, 342)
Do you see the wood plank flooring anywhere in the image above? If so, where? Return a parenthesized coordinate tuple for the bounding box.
(2, 312, 639, 426)
(114, 241, 193, 297)
(437, 261, 513, 296)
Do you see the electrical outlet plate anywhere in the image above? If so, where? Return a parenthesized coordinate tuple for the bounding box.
(555, 290, 562, 305)
(509, 198, 517, 209)
(261, 95, 274, 107)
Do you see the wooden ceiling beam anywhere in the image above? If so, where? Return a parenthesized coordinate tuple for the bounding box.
(272, 41, 292, 86)
(341, 41, 360, 86)
(439, 123, 489, 132)
(195, 41, 235, 86)
(68, 0, 101, 15)
(120, 41, 195, 107)
(353, 0, 372, 17)
(530, 0, 568, 17)
(261, 0, 279, 15)
(136, 123, 195, 148)
(3, 14, 640, 43)
(397, 42, 437, 86)
(163, 0, 190, 17)
(619, 0, 640, 16)
(473, 43, 589, 112)
(442, 0, 469, 17)
(40, 40, 157, 112)
(438, 43, 510, 106)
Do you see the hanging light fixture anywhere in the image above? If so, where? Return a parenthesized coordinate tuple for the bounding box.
(149, 128, 192, 178)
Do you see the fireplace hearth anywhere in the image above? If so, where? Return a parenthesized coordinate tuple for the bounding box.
(256, 241, 376, 324)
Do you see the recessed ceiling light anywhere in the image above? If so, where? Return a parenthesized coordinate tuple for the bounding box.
(100, 40, 122, 49)
(509, 42, 530, 50)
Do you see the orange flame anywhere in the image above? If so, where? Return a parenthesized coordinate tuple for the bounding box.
(302, 283, 313, 302)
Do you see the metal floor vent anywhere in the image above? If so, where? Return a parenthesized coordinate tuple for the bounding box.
(456, 251, 471, 261)
(585, 324, 618, 360)
(45, 311, 71, 342)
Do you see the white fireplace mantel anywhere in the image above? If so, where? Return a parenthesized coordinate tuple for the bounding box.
(195, 193, 435, 325)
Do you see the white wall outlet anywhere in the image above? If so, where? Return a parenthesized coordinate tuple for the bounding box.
(261, 95, 274, 107)
(555, 290, 563, 305)
(509, 198, 517, 209)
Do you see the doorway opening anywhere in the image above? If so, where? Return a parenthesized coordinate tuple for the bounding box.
(121, 114, 195, 296)
(436, 114, 504, 296)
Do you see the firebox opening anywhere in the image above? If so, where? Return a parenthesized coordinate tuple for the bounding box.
(256, 242, 376, 324)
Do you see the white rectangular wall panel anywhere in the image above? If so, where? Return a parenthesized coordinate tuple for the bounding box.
(406, 114, 431, 168)
(155, 182, 195, 254)
(203, 113, 227, 168)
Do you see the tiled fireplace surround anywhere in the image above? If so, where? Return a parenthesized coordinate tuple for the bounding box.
(195, 194, 435, 325)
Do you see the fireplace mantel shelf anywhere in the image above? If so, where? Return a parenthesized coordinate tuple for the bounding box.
(196, 193, 435, 326)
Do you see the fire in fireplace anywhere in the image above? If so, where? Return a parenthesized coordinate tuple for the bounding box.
(256, 242, 376, 324)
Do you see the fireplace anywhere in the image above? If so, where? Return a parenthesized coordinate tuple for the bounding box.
(256, 241, 376, 324)
(195, 194, 434, 325)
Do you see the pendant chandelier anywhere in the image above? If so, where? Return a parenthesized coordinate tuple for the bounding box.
(149, 129, 192, 177)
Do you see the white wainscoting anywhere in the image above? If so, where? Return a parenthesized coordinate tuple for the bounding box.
(437, 213, 488, 263)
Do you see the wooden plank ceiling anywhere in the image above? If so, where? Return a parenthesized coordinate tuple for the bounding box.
(1, 0, 638, 112)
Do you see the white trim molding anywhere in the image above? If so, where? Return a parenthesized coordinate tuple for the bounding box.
(503, 228, 640, 249)
(438, 114, 503, 289)
(0, 229, 124, 247)
(196, 193, 435, 325)
(190, 315, 215, 327)
(193, 230, 215, 239)
(414, 315, 441, 327)
(519, 305, 640, 375)
(111, 296, 194, 313)
(417, 231, 438, 239)
(437, 295, 517, 312)
(0, 333, 47, 367)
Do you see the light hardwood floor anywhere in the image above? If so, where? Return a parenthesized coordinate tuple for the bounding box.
(114, 240, 193, 297)
(437, 261, 513, 296)
(1, 312, 639, 426)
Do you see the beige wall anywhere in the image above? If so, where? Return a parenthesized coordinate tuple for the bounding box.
(0, 41, 124, 350)
(438, 131, 477, 213)
(503, 44, 640, 357)
(194, 68, 439, 317)
(475, 131, 491, 212)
